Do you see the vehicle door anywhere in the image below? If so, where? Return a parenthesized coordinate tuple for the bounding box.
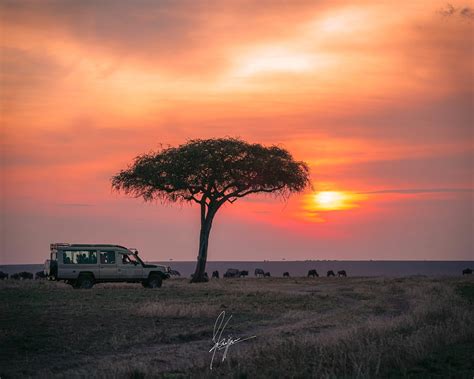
(118, 253, 143, 280)
(99, 251, 118, 280)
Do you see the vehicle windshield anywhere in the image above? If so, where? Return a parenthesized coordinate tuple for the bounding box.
(133, 253, 145, 266)
(121, 253, 142, 266)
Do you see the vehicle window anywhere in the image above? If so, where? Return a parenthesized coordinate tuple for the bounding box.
(63, 250, 97, 264)
(100, 251, 116, 264)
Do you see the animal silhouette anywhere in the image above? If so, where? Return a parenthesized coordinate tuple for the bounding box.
(11, 272, 33, 280)
(255, 268, 265, 277)
(224, 269, 240, 278)
(239, 270, 249, 277)
(35, 271, 47, 279)
(307, 269, 319, 278)
(338, 270, 347, 277)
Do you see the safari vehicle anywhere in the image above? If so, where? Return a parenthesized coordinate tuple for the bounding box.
(44, 243, 170, 289)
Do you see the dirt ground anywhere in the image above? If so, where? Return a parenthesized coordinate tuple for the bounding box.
(1, 276, 473, 378)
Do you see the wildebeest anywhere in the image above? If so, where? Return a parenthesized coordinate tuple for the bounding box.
(327, 270, 335, 277)
(169, 269, 181, 276)
(239, 270, 249, 278)
(212, 270, 219, 279)
(11, 271, 34, 280)
(463, 268, 472, 275)
(283, 272, 290, 277)
(0, 271, 9, 280)
(224, 268, 240, 278)
(255, 268, 265, 277)
(307, 269, 319, 278)
(264, 272, 271, 277)
(21, 272, 34, 279)
(338, 270, 347, 277)
(35, 271, 47, 280)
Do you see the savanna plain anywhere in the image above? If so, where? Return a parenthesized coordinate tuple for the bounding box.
(1, 276, 473, 378)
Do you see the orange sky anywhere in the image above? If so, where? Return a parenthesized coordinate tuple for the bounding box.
(1, 0, 473, 263)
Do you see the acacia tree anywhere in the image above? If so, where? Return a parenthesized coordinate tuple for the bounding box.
(112, 138, 310, 282)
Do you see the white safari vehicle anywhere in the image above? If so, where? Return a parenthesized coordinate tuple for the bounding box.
(45, 243, 170, 289)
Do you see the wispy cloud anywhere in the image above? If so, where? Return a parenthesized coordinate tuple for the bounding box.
(56, 203, 94, 207)
(359, 188, 473, 195)
(438, 3, 474, 20)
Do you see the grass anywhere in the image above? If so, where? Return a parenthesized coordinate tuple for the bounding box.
(0, 276, 473, 378)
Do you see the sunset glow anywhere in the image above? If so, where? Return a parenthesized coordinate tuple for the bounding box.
(0, 1, 472, 263)
(315, 192, 346, 210)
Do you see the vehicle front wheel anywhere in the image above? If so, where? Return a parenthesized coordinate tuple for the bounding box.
(146, 275, 162, 288)
(74, 275, 95, 289)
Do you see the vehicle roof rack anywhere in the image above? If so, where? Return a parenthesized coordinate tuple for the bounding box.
(50, 243, 70, 249)
(50, 243, 132, 250)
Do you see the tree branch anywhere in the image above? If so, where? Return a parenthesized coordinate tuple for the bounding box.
(218, 185, 285, 206)
(183, 193, 201, 203)
(200, 200, 206, 225)
(235, 185, 285, 198)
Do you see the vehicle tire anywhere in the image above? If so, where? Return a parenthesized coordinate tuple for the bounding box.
(146, 274, 162, 288)
(75, 274, 95, 289)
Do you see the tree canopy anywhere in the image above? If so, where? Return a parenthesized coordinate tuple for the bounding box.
(112, 137, 310, 206)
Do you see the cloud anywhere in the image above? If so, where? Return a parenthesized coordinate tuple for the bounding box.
(460, 7, 474, 19)
(0, 0, 325, 76)
(438, 3, 474, 20)
(56, 203, 94, 207)
(359, 188, 473, 195)
(1, 0, 472, 262)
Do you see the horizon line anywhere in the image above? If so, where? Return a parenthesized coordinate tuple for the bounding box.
(2, 259, 473, 266)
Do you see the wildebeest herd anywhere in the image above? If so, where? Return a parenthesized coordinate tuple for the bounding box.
(0, 271, 46, 280)
(1, 267, 472, 281)
(188, 267, 473, 280)
(189, 268, 350, 279)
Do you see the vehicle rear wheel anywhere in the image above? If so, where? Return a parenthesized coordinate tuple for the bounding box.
(74, 274, 95, 289)
(146, 275, 162, 288)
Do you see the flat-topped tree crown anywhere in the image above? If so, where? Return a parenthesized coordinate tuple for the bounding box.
(112, 137, 310, 282)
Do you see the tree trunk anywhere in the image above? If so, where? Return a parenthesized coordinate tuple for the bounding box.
(191, 206, 216, 283)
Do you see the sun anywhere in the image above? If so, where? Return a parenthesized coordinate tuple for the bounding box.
(300, 190, 367, 222)
(314, 191, 346, 210)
